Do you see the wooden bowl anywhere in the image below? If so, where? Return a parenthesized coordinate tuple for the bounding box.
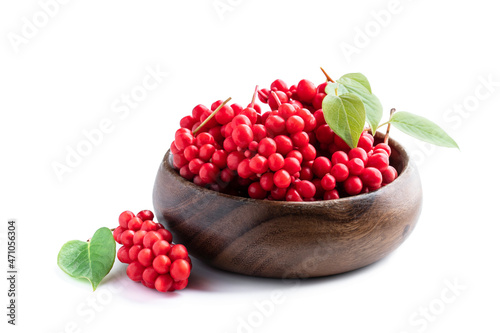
(153, 135, 422, 278)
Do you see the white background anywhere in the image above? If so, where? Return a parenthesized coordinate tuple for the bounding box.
(1, 0, 499, 332)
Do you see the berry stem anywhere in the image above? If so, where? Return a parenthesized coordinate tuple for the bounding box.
(384, 108, 396, 144)
(320, 67, 335, 83)
(250, 85, 259, 109)
(270, 91, 282, 107)
(193, 97, 232, 135)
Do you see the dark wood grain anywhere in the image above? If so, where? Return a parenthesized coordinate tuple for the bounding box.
(153, 135, 422, 278)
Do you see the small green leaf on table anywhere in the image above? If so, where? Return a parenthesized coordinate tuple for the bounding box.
(57, 227, 116, 291)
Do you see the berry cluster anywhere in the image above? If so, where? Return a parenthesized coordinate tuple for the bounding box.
(170, 79, 398, 201)
(113, 210, 192, 292)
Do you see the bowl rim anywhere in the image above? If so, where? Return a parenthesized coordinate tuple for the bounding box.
(161, 134, 413, 207)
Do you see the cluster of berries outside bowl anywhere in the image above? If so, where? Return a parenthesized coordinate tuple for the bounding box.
(153, 78, 423, 278)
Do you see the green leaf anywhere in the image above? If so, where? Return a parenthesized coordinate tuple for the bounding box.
(390, 112, 460, 149)
(337, 75, 383, 134)
(325, 82, 338, 95)
(322, 93, 366, 149)
(338, 73, 372, 93)
(58, 227, 116, 291)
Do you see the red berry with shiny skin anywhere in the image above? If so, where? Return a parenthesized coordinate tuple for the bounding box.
(199, 163, 220, 183)
(152, 254, 171, 274)
(273, 169, 291, 188)
(344, 176, 363, 195)
(312, 156, 332, 178)
(258, 138, 277, 157)
(152, 240, 171, 256)
(128, 244, 143, 261)
(321, 174, 336, 191)
(126, 261, 145, 282)
(169, 244, 189, 261)
(347, 158, 365, 176)
(142, 267, 159, 285)
(331, 163, 349, 182)
(143, 231, 162, 249)
(137, 210, 154, 221)
(119, 211, 135, 229)
(296, 79, 316, 103)
(138, 248, 154, 267)
(117, 246, 132, 264)
(360, 167, 383, 188)
(120, 230, 135, 247)
(157, 229, 173, 243)
(113, 226, 125, 244)
(170, 259, 191, 281)
(295, 180, 316, 198)
(155, 274, 173, 292)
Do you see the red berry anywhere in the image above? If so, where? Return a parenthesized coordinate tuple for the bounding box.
(299, 144, 317, 161)
(212, 149, 228, 169)
(358, 133, 374, 152)
(348, 147, 368, 164)
(312, 93, 326, 110)
(270, 186, 287, 200)
(173, 279, 189, 291)
(180, 115, 196, 129)
(265, 115, 286, 135)
(381, 166, 398, 184)
(141, 220, 158, 231)
(119, 211, 135, 229)
(152, 255, 171, 274)
(331, 163, 349, 182)
(192, 104, 209, 120)
(277, 103, 296, 119)
(315, 124, 335, 144)
(317, 82, 328, 94)
(232, 124, 254, 148)
(126, 261, 145, 282)
(367, 153, 389, 170)
(252, 124, 267, 142)
(249, 155, 268, 174)
(138, 248, 154, 267)
(120, 230, 135, 247)
(174, 132, 194, 150)
(344, 176, 363, 195)
(137, 210, 154, 221)
(375, 143, 391, 155)
(223, 136, 238, 152)
(285, 188, 303, 202)
(169, 244, 189, 261)
(215, 105, 234, 125)
(260, 172, 275, 191)
(155, 274, 174, 292)
(295, 180, 316, 198)
(128, 244, 143, 261)
(127, 217, 143, 231)
(170, 259, 191, 281)
(240, 107, 258, 124)
(188, 158, 204, 174)
(113, 226, 125, 243)
(324, 189, 340, 200)
(133, 230, 148, 245)
(268, 90, 288, 110)
(291, 131, 309, 148)
(360, 167, 383, 188)
(274, 135, 293, 155)
(117, 246, 132, 264)
(268, 153, 285, 171)
(157, 229, 173, 243)
(347, 158, 365, 176)
(199, 144, 216, 161)
(314, 110, 326, 126)
(271, 79, 288, 92)
(312, 157, 333, 178)
(321, 174, 336, 191)
(153, 240, 171, 256)
(296, 79, 316, 103)
(199, 163, 220, 183)
(273, 169, 291, 188)
(142, 267, 159, 285)
(258, 138, 277, 157)
(331, 151, 349, 165)
(143, 231, 162, 249)
(300, 167, 313, 181)
(237, 159, 253, 179)
(227, 151, 245, 171)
